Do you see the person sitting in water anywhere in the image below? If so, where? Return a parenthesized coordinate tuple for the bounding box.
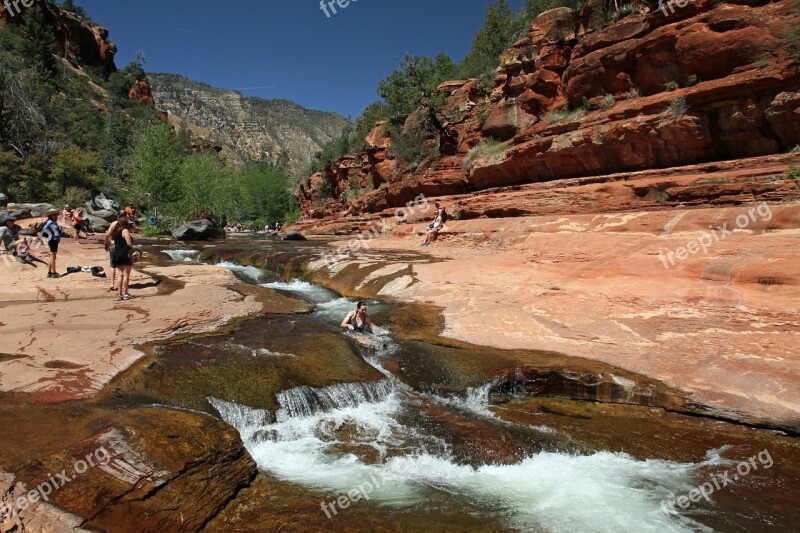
(341, 301, 373, 334)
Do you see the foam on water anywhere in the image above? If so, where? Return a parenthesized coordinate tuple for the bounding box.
(213, 392, 714, 532)
(163, 249, 201, 262)
(260, 279, 338, 304)
(208, 272, 716, 531)
(218, 261, 267, 284)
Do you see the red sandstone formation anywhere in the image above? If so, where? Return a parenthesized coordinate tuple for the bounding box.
(295, 0, 800, 228)
(128, 78, 155, 106)
(0, 1, 117, 75)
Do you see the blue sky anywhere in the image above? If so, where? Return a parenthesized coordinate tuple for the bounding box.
(76, 0, 526, 119)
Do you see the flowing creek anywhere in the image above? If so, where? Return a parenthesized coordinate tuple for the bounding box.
(108, 242, 800, 531)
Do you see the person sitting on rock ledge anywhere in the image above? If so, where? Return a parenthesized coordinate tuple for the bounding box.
(0, 215, 31, 262)
(421, 202, 446, 247)
(341, 301, 374, 334)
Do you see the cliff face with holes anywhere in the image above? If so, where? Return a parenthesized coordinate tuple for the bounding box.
(294, 0, 800, 230)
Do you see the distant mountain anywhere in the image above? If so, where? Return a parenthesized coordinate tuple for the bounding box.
(147, 73, 351, 178)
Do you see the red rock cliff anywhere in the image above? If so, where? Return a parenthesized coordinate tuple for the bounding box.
(0, 0, 117, 74)
(296, 0, 800, 229)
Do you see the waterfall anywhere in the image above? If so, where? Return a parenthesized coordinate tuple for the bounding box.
(209, 397, 273, 428)
(276, 379, 394, 421)
(163, 249, 200, 262)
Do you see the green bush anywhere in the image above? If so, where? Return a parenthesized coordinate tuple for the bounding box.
(388, 121, 439, 166)
(140, 224, 172, 238)
(626, 87, 641, 100)
(664, 81, 680, 91)
(543, 103, 586, 124)
(786, 27, 800, 60)
(664, 96, 689, 117)
(60, 186, 91, 208)
(786, 165, 800, 180)
(464, 137, 508, 168)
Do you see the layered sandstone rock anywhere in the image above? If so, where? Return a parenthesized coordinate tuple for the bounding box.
(296, 0, 800, 227)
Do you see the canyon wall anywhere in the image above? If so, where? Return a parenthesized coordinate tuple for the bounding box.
(295, 0, 800, 230)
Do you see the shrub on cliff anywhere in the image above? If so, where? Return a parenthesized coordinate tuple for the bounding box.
(387, 120, 440, 168)
(464, 137, 509, 168)
(786, 26, 800, 60)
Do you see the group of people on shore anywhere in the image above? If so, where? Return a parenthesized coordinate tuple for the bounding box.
(1, 209, 65, 278)
(1, 206, 139, 300)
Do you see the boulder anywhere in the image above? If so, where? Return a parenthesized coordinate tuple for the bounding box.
(281, 230, 307, 241)
(86, 194, 119, 213)
(7, 203, 54, 218)
(173, 219, 219, 241)
(91, 209, 118, 222)
(86, 215, 110, 233)
(8, 208, 31, 220)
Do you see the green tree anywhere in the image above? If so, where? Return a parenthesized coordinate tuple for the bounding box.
(354, 101, 390, 142)
(378, 54, 455, 125)
(128, 122, 185, 212)
(459, 1, 518, 79)
(106, 52, 146, 103)
(177, 152, 235, 221)
(22, 5, 58, 77)
(49, 143, 101, 196)
(237, 165, 295, 224)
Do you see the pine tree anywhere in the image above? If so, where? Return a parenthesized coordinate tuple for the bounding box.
(459, 1, 517, 78)
(22, 5, 58, 76)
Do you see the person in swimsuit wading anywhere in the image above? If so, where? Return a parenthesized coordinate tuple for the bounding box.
(341, 301, 374, 334)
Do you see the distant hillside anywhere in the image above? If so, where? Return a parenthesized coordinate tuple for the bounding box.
(148, 73, 351, 178)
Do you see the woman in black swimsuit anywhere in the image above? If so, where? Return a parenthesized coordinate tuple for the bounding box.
(111, 218, 135, 301)
(341, 301, 373, 334)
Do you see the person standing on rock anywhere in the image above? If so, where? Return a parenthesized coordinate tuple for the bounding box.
(42, 209, 61, 278)
(71, 206, 85, 244)
(341, 301, 374, 334)
(111, 216, 135, 300)
(104, 211, 127, 292)
(61, 205, 73, 234)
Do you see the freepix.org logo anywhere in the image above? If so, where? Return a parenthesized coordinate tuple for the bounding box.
(3, 0, 38, 20)
(319, 0, 359, 18)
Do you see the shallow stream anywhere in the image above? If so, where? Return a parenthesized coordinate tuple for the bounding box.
(118, 241, 800, 531)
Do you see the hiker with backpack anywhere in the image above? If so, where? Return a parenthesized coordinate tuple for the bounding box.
(421, 202, 447, 247)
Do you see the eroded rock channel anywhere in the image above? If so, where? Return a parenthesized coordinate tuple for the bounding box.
(1, 238, 798, 532)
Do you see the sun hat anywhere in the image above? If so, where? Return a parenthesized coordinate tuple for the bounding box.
(45, 209, 60, 217)
(3, 215, 16, 223)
